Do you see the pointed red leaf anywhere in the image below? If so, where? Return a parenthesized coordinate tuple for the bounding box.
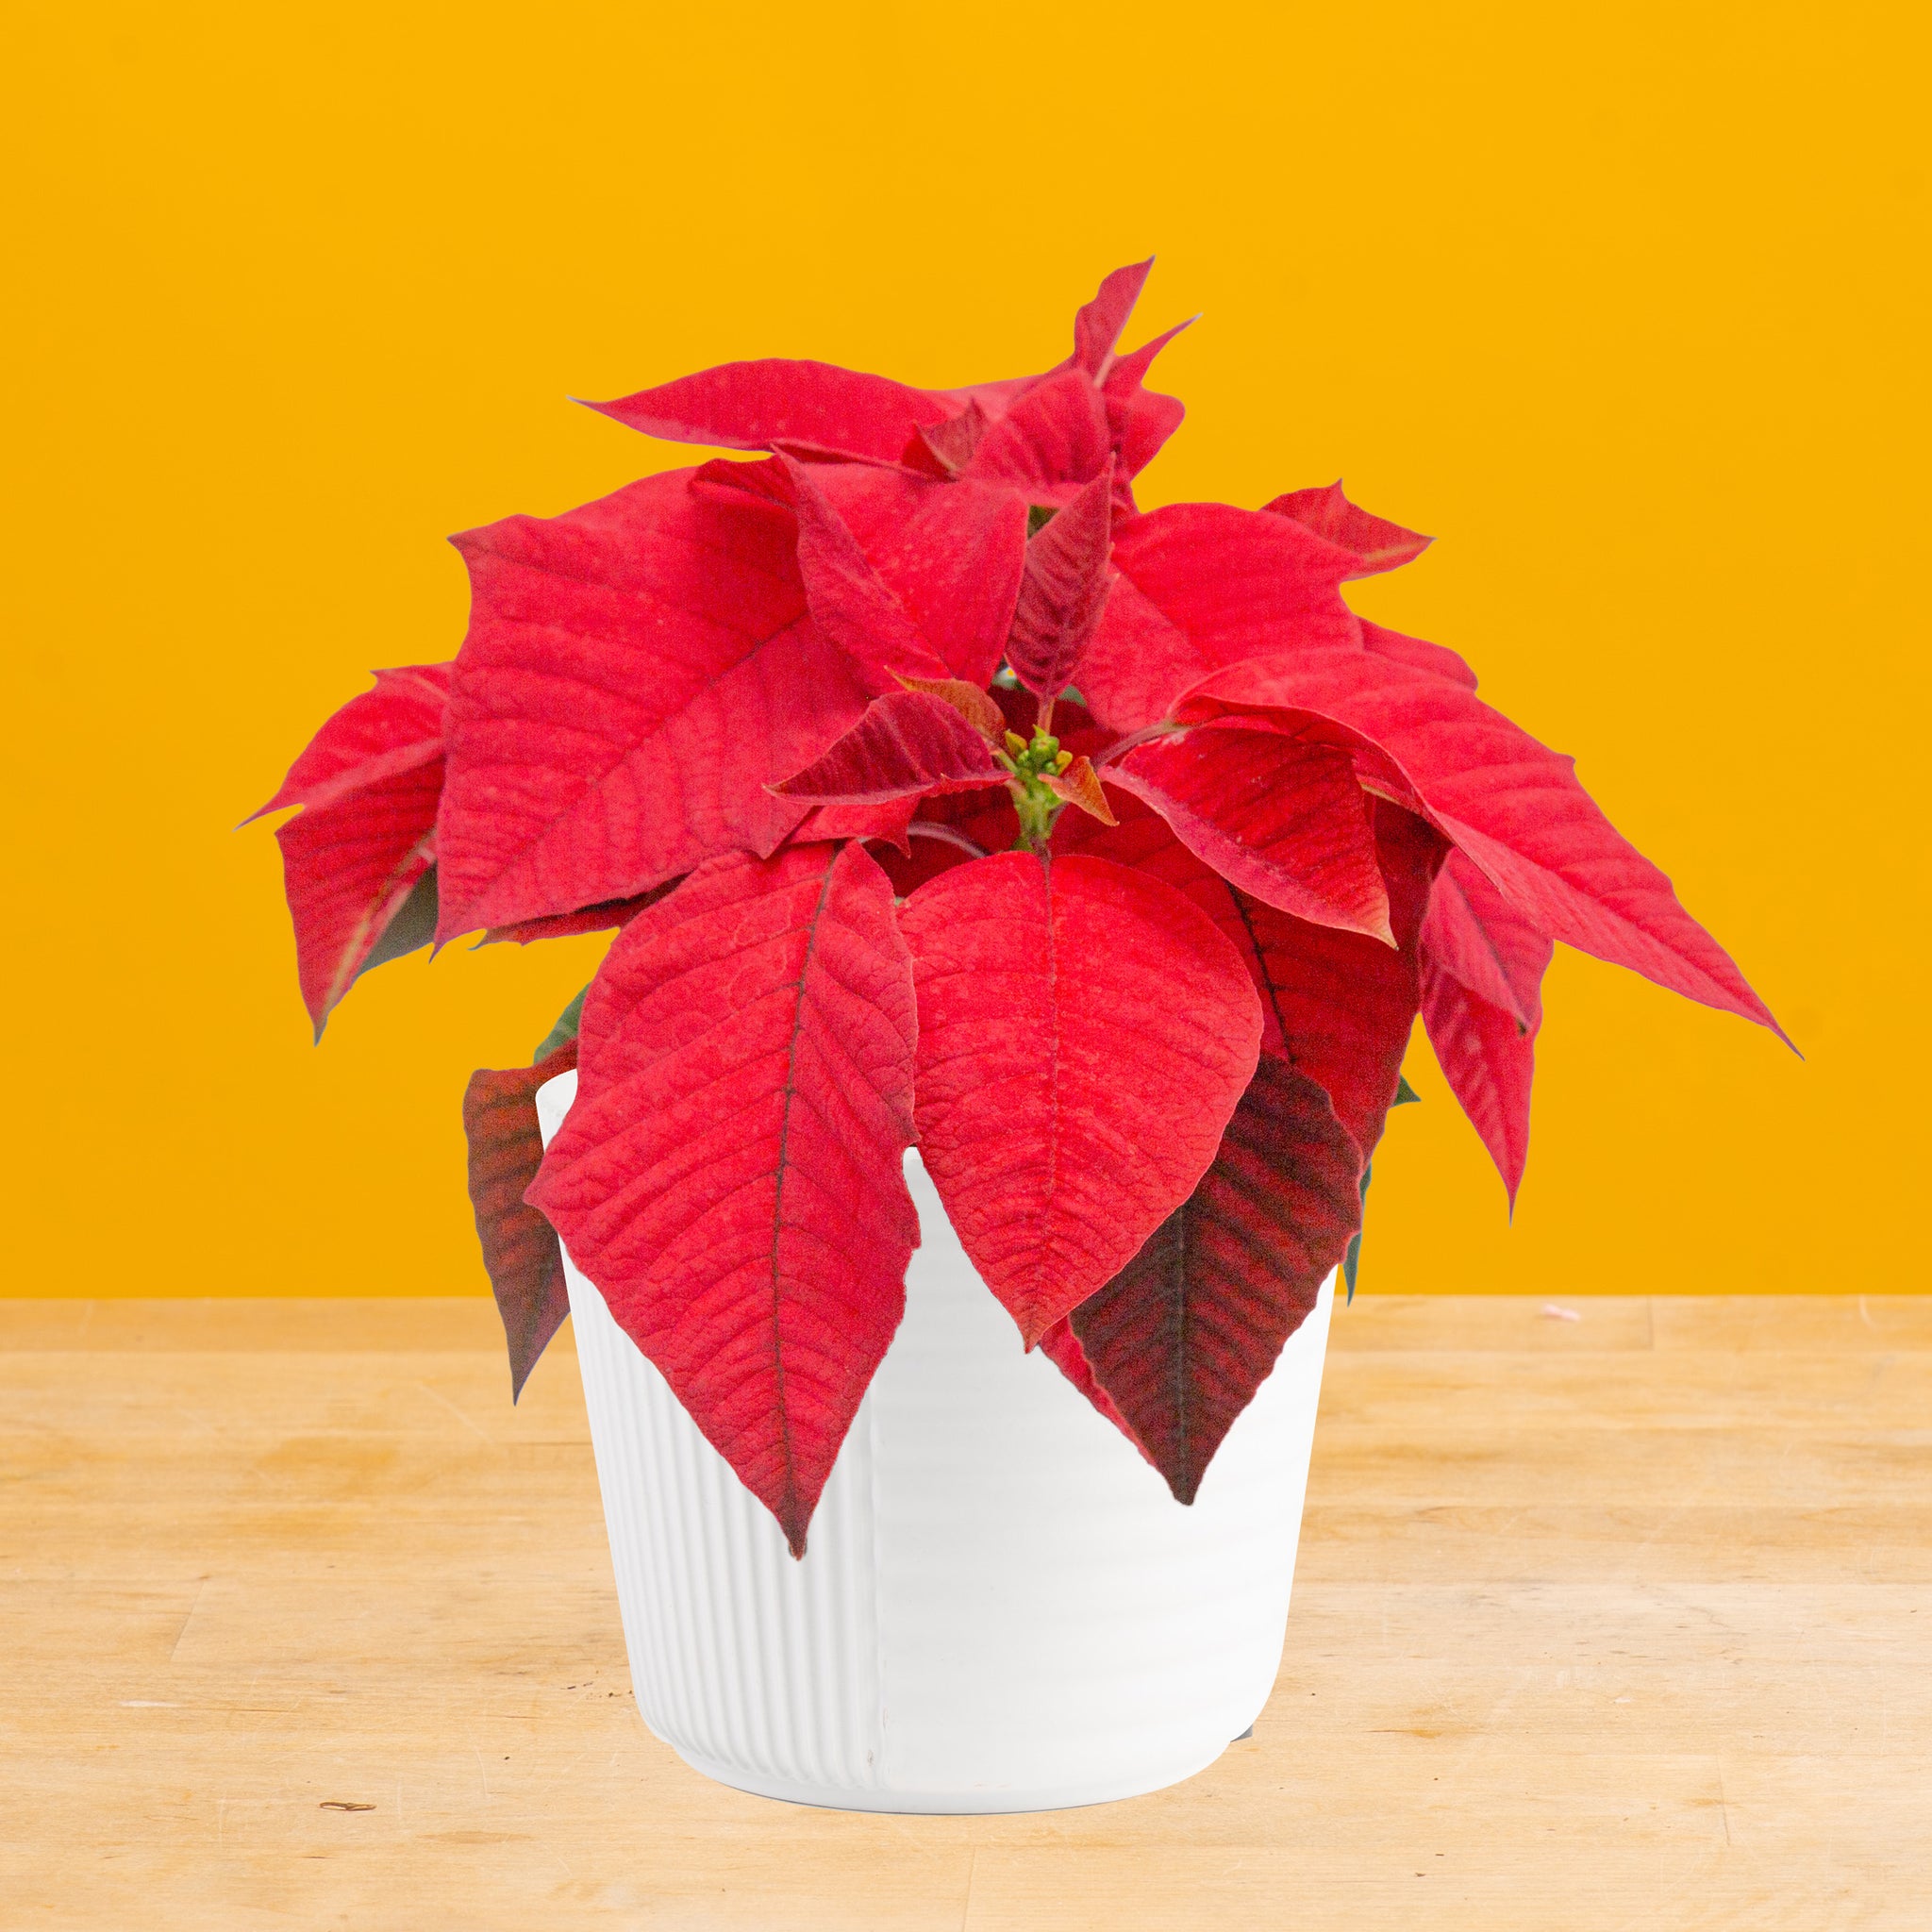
(773, 690, 1007, 805)
(1056, 795, 1446, 1158)
(1192, 652, 1783, 1035)
(961, 367, 1113, 506)
(1078, 504, 1362, 732)
(1005, 460, 1116, 702)
(898, 852, 1263, 1345)
(1264, 482, 1431, 576)
(910, 398, 989, 475)
(797, 797, 917, 851)
(481, 879, 683, 946)
(1108, 720, 1393, 941)
(436, 470, 880, 940)
(783, 458, 954, 683)
(527, 843, 919, 1556)
(1071, 1053, 1363, 1502)
(1422, 966, 1539, 1210)
(250, 663, 451, 820)
(464, 1038, 580, 1399)
(1420, 852, 1553, 1205)
(1037, 1315, 1150, 1458)
(1102, 316, 1191, 482)
(1073, 259, 1154, 377)
(1363, 619, 1477, 690)
(589, 358, 951, 464)
(273, 758, 442, 1037)
(813, 465, 1027, 689)
(1423, 850, 1551, 1030)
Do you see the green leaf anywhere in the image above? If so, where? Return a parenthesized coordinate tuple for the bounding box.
(534, 984, 589, 1064)
(1026, 503, 1059, 537)
(1393, 1073, 1421, 1107)
(1342, 1160, 1371, 1303)
(355, 864, 439, 982)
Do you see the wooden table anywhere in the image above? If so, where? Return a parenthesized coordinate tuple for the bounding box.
(3, 1294, 1926, 1929)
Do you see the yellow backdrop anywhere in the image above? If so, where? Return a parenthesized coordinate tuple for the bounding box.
(6, 2, 1923, 1297)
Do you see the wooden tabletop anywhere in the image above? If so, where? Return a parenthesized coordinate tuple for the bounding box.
(3, 1293, 1926, 1930)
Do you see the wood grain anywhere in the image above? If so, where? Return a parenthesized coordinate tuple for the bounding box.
(2, 1294, 1926, 1929)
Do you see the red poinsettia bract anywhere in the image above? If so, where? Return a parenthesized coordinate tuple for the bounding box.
(255, 262, 1781, 1550)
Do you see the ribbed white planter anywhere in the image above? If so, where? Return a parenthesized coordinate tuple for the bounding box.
(536, 1070, 1332, 1813)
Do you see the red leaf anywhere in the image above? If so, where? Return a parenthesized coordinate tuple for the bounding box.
(274, 758, 442, 1037)
(1422, 967, 1539, 1210)
(436, 470, 878, 939)
(1036, 1315, 1150, 1457)
(251, 664, 451, 820)
(1108, 720, 1393, 941)
(1057, 795, 1445, 1158)
(1005, 460, 1116, 702)
(910, 398, 989, 475)
(898, 852, 1263, 1345)
(482, 878, 683, 946)
(1101, 317, 1191, 483)
(527, 844, 920, 1556)
(464, 1038, 580, 1399)
(1078, 504, 1362, 732)
(961, 367, 1113, 506)
(1072, 259, 1154, 377)
(783, 458, 954, 683)
(1071, 1053, 1362, 1502)
(256, 664, 453, 1034)
(1419, 852, 1553, 1205)
(589, 358, 952, 464)
(1363, 619, 1477, 691)
(773, 689, 1008, 805)
(1264, 482, 1431, 576)
(813, 465, 1027, 689)
(797, 797, 917, 851)
(1193, 652, 1783, 1035)
(1422, 850, 1550, 1029)
(894, 674, 1005, 741)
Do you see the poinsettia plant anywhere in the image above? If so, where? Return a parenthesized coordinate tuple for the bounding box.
(256, 261, 1780, 1556)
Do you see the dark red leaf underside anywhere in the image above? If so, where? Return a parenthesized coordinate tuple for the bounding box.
(898, 852, 1263, 1344)
(274, 757, 442, 1037)
(1005, 461, 1115, 702)
(1036, 1316, 1151, 1458)
(1108, 722, 1393, 941)
(1264, 482, 1431, 576)
(464, 1039, 581, 1399)
(1078, 504, 1362, 733)
(589, 358, 951, 464)
(527, 844, 920, 1557)
(774, 690, 1007, 804)
(436, 470, 880, 940)
(1071, 1053, 1363, 1501)
(1191, 652, 1782, 1035)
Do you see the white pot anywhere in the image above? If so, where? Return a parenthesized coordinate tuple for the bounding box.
(536, 1070, 1332, 1814)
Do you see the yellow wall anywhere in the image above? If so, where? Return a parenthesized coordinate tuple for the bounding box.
(6, 3, 1923, 1297)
